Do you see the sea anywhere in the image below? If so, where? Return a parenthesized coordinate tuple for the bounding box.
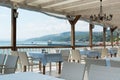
(0, 41, 91, 46)
(0, 41, 91, 54)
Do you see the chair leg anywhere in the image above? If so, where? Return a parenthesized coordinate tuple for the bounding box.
(23, 66, 27, 72)
(49, 63, 51, 73)
(28, 66, 30, 71)
(31, 66, 33, 72)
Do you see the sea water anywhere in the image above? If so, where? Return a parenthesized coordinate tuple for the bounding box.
(0, 41, 90, 54)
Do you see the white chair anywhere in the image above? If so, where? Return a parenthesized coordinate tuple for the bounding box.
(110, 60, 120, 67)
(11, 51, 22, 72)
(4, 55, 18, 74)
(89, 64, 120, 80)
(93, 48, 102, 55)
(18, 52, 38, 71)
(49, 49, 57, 53)
(101, 48, 108, 58)
(0, 54, 6, 73)
(60, 62, 85, 80)
(11, 51, 19, 56)
(69, 49, 81, 63)
(117, 48, 120, 57)
(85, 58, 106, 73)
(60, 50, 70, 62)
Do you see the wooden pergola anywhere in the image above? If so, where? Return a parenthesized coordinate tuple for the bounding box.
(0, 0, 120, 50)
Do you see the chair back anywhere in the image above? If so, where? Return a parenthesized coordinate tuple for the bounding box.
(11, 51, 22, 72)
(85, 58, 106, 73)
(18, 52, 29, 66)
(61, 62, 85, 80)
(110, 60, 120, 67)
(117, 48, 120, 57)
(0, 54, 6, 65)
(69, 49, 81, 62)
(101, 48, 108, 58)
(4, 55, 18, 74)
(0, 54, 6, 73)
(11, 51, 19, 56)
(92, 48, 102, 54)
(89, 64, 120, 80)
(60, 50, 70, 61)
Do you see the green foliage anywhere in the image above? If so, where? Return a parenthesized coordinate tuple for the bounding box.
(26, 30, 117, 42)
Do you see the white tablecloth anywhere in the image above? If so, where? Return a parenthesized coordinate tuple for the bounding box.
(108, 48, 118, 54)
(29, 52, 63, 66)
(0, 72, 65, 80)
(80, 50, 101, 58)
(105, 57, 120, 66)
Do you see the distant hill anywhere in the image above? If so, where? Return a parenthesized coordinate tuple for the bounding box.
(26, 31, 89, 42)
(26, 30, 115, 42)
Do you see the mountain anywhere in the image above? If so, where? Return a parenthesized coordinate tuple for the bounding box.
(26, 30, 114, 42)
(26, 31, 89, 42)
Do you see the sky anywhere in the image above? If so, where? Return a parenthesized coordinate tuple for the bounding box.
(0, 6, 103, 41)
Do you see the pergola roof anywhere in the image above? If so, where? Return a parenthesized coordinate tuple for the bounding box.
(1, 0, 120, 29)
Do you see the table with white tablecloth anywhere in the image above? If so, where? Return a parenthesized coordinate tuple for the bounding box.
(105, 57, 120, 66)
(29, 52, 63, 74)
(108, 48, 118, 57)
(80, 50, 101, 58)
(0, 72, 65, 80)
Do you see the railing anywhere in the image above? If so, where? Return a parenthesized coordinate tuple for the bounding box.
(0, 45, 114, 54)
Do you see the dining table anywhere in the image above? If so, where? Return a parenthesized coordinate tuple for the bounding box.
(28, 52, 63, 74)
(108, 48, 118, 57)
(80, 50, 101, 58)
(0, 72, 65, 80)
(105, 57, 120, 66)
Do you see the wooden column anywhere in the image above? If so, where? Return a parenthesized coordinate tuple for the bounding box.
(110, 28, 114, 47)
(117, 33, 119, 46)
(67, 15, 81, 50)
(110, 27, 117, 47)
(89, 24, 93, 49)
(11, 8, 17, 51)
(103, 27, 106, 48)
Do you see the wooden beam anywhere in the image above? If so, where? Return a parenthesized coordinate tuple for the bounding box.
(103, 27, 106, 48)
(110, 29, 113, 47)
(67, 15, 81, 49)
(89, 23, 93, 49)
(67, 15, 81, 25)
(110, 26, 118, 47)
(110, 26, 117, 32)
(11, 8, 17, 51)
(71, 24, 75, 49)
(117, 33, 119, 46)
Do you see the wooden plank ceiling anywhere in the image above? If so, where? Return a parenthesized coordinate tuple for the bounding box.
(0, 0, 120, 29)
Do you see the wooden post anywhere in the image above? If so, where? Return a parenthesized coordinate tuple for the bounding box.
(39, 61, 41, 71)
(103, 27, 106, 48)
(58, 61, 61, 74)
(67, 15, 81, 50)
(110, 27, 117, 47)
(89, 23, 93, 49)
(71, 24, 75, 49)
(110, 29, 113, 47)
(43, 65, 45, 74)
(11, 8, 17, 51)
(23, 66, 26, 72)
(117, 33, 119, 46)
